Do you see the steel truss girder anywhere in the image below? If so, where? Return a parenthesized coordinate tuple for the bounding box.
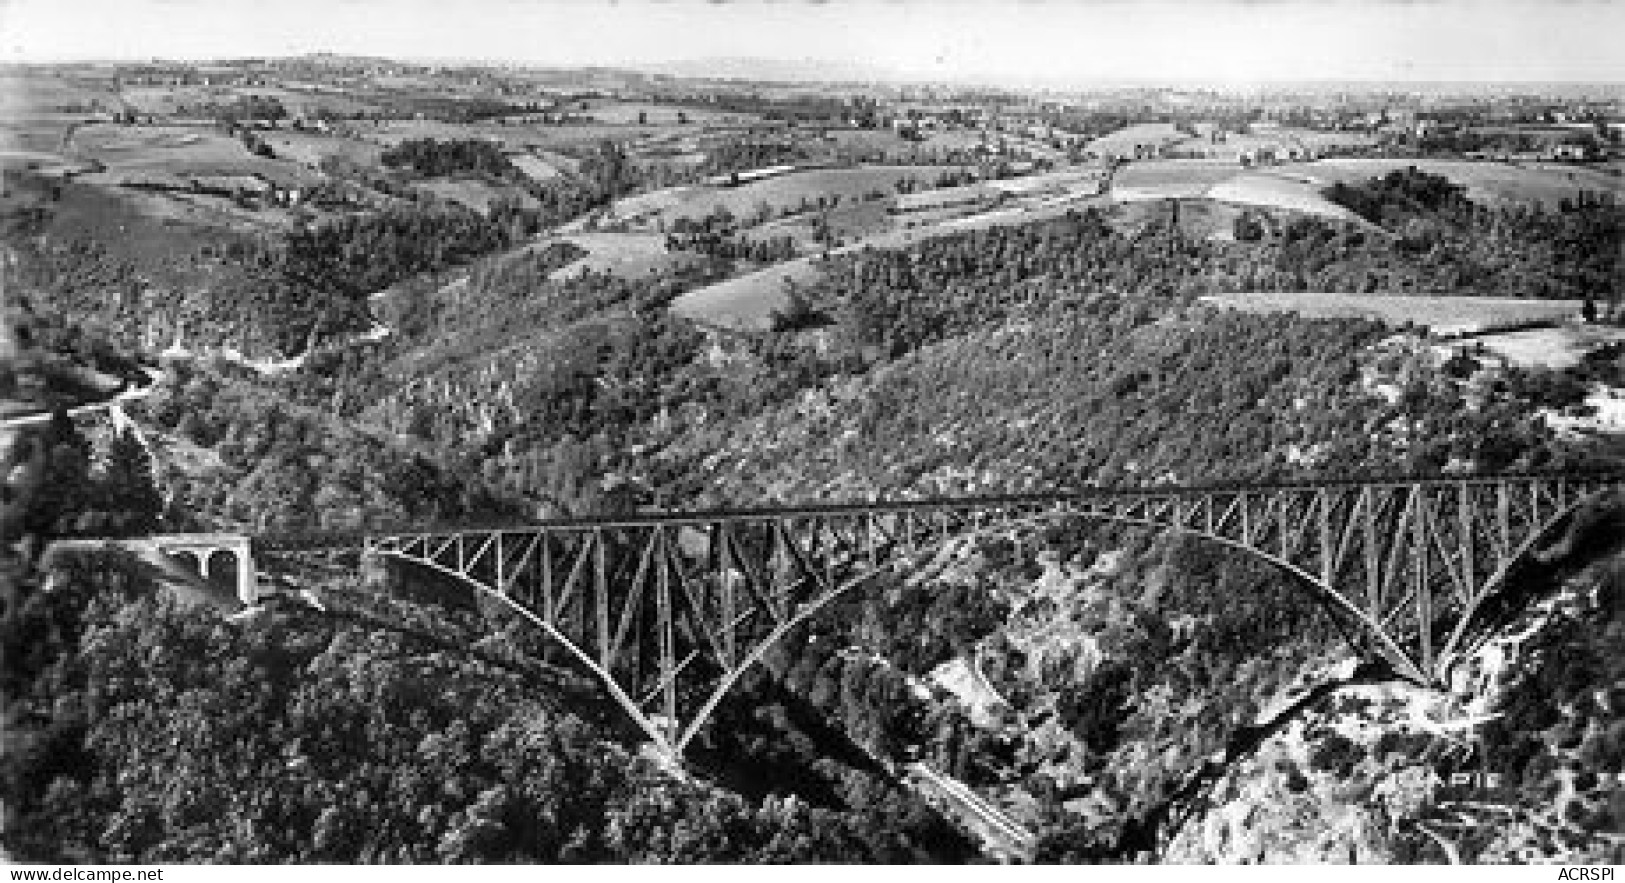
(357, 474, 1618, 759)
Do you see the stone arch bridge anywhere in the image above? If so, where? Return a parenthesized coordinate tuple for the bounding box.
(233, 471, 1623, 761)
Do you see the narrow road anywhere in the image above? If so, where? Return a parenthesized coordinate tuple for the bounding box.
(0, 367, 163, 430)
(906, 761, 1036, 862)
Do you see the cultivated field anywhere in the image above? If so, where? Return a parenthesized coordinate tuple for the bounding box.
(1202, 291, 1585, 335)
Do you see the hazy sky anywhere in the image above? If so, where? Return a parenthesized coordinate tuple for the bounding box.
(4, 0, 1623, 85)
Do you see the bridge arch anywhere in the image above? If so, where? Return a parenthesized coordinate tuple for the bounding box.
(326, 475, 1618, 761)
(150, 535, 259, 605)
(369, 549, 682, 754)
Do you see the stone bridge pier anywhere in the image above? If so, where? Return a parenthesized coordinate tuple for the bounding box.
(151, 534, 258, 605)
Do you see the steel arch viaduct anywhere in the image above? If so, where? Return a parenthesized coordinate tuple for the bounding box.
(256, 472, 1619, 761)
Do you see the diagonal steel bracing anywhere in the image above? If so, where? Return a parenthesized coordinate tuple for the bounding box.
(344, 473, 1620, 759)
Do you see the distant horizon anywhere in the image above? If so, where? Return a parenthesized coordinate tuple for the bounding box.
(11, 52, 1625, 91)
(5, 1, 1625, 88)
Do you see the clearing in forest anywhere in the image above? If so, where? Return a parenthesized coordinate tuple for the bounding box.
(1202, 292, 1585, 336)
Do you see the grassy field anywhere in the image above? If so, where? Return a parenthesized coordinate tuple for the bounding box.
(575, 100, 756, 127)
(1110, 153, 1619, 223)
(1112, 198, 1245, 241)
(0, 74, 116, 154)
(1112, 160, 1242, 201)
(2, 173, 268, 274)
(508, 152, 563, 183)
(670, 191, 1113, 329)
(748, 199, 894, 249)
(547, 231, 708, 281)
(119, 84, 380, 118)
(257, 131, 382, 169)
(1202, 291, 1585, 335)
(667, 256, 826, 329)
(991, 168, 1106, 198)
(415, 178, 539, 214)
(1453, 325, 1625, 369)
(1299, 158, 1623, 206)
(0, 149, 96, 176)
(1287, 129, 1381, 151)
(611, 165, 969, 227)
(824, 128, 923, 153)
(1206, 172, 1367, 224)
(69, 124, 324, 187)
(356, 118, 709, 152)
(1084, 123, 1187, 157)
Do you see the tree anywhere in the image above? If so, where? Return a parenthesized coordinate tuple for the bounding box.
(97, 429, 162, 536)
(24, 411, 93, 537)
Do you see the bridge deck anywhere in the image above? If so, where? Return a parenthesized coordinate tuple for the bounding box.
(259, 471, 1622, 548)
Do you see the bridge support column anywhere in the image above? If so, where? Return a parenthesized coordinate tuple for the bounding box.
(236, 545, 258, 606)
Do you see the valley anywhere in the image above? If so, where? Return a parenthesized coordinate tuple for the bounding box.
(2, 44, 1624, 868)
